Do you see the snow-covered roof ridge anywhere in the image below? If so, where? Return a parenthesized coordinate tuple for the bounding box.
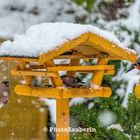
(0, 22, 136, 57)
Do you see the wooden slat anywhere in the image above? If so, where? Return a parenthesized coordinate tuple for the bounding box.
(0, 57, 38, 62)
(11, 69, 58, 77)
(55, 53, 108, 59)
(11, 68, 115, 77)
(79, 69, 115, 75)
(67, 51, 80, 76)
(46, 65, 114, 71)
(11, 69, 115, 77)
(14, 85, 112, 98)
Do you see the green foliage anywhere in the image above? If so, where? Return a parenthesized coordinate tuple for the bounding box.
(71, 95, 140, 139)
(118, 95, 140, 139)
(74, 0, 94, 12)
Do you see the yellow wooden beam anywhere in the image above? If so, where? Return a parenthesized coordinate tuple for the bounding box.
(39, 33, 90, 64)
(88, 33, 137, 63)
(46, 65, 114, 71)
(11, 69, 58, 77)
(55, 53, 108, 59)
(79, 69, 115, 75)
(11, 68, 115, 77)
(14, 85, 112, 98)
(0, 56, 38, 62)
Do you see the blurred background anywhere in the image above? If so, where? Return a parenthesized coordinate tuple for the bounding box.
(0, 0, 140, 140)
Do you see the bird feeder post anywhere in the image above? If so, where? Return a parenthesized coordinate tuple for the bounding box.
(56, 98, 70, 140)
(45, 60, 70, 140)
(53, 77, 70, 140)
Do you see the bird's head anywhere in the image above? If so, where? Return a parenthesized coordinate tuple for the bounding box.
(126, 56, 140, 73)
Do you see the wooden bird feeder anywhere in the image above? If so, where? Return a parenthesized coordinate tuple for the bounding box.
(0, 24, 137, 140)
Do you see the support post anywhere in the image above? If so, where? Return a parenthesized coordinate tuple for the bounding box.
(92, 58, 108, 85)
(56, 99, 69, 140)
(46, 61, 70, 140)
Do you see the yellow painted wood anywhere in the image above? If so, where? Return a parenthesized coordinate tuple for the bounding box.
(38, 32, 136, 64)
(88, 33, 136, 63)
(0, 32, 137, 64)
(92, 58, 108, 86)
(45, 61, 70, 140)
(0, 56, 38, 62)
(56, 99, 69, 140)
(135, 84, 140, 99)
(67, 62, 79, 76)
(14, 85, 112, 98)
(46, 65, 114, 72)
(67, 69, 115, 75)
(55, 53, 108, 59)
(45, 61, 63, 87)
(67, 51, 80, 76)
(11, 67, 115, 76)
(11, 69, 58, 77)
(39, 33, 90, 64)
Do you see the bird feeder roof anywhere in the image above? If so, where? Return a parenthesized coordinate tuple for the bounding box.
(0, 22, 137, 64)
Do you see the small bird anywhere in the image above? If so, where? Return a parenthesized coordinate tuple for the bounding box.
(126, 56, 140, 73)
(61, 75, 86, 88)
(0, 81, 10, 108)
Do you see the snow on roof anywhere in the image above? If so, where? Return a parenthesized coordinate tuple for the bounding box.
(0, 22, 136, 57)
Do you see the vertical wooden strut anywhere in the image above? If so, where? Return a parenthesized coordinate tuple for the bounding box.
(46, 61, 70, 140)
(92, 58, 108, 86)
(67, 51, 80, 76)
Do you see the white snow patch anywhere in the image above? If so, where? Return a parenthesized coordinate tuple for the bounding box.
(3, 91, 8, 96)
(98, 110, 116, 127)
(124, 0, 140, 30)
(0, 22, 135, 57)
(40, 98, 56, 124)
(70, 98, 87, 106)
(40, 97, 87, 123)
(108, 124, 123, 132)
(88, 102, 94, 109)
